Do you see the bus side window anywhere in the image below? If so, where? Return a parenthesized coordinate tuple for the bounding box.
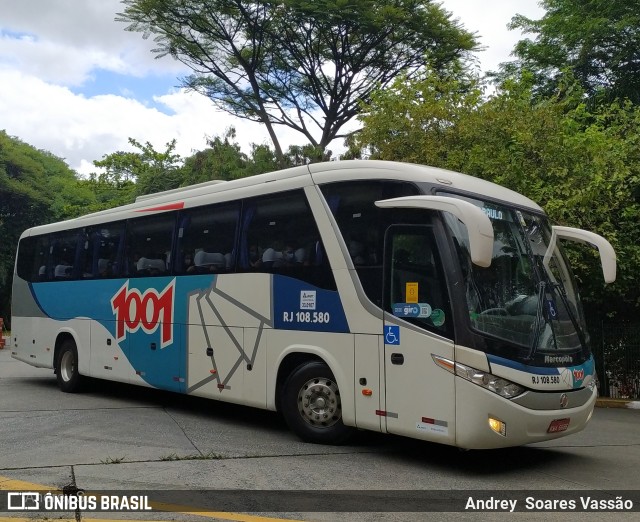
(383, 225, 452, 338)
(177, 202, 240, 275)
(50, 231, 81, 280)
(85, 223, 125, 279)
(15, 236, 44, 283)
(123, 213, 175, 277)
(320, 180, 420, 305)
(33, 236, 49, 281)
(239, 190, 336, 290)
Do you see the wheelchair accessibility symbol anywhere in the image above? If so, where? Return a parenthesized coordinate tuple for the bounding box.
(385, 325, 400, 345)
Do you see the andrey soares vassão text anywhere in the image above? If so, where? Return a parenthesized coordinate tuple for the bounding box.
(465, 495, 635, 512)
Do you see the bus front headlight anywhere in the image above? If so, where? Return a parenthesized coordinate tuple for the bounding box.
(432, 355, 525, 399)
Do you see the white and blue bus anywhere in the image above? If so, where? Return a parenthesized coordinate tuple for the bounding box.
(11, 160, 616, 449)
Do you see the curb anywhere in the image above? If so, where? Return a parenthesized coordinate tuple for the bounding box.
(596, 398, 640, 410)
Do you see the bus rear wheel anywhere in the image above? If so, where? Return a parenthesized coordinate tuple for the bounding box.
(56, 339, 83, 393)
(280, 361, 353, 445)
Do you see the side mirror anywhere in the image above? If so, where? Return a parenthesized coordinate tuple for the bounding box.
(375, 196, 494, 267)
(553, 226, 616, 283)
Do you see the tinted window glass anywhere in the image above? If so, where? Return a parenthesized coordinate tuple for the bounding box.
(125, 214, 175, 277)
(87, 222, 126, 278)
(239, 190, 335, 290)
(18, 231, 87, 282)
(384, 225, 452, 338)
(177, 202, 240, 274)
(48, 231, 80, 280)
(320, 180, 419, 304)
(16, 236, 42, 282)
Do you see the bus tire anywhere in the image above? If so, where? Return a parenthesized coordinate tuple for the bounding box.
(56, 339, 83, 393)
(280, 361, 353, 445)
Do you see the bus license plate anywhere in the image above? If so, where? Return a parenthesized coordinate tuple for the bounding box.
(547, 418, 570, 433)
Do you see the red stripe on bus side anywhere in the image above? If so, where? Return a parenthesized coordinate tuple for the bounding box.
(135, 202, 184, 212)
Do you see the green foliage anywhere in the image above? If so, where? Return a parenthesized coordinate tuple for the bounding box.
(0, 131, 95, 326)
(284, 144, 332, 166)
(182, 128, 250, 184)
(182, 128, 320, 181)
(498, 0, 640, 104)
(117, 0, 477, 163)
(353, 74, 640, 317)
(347, 66, 484, 165)
(93, 138, 183, 198)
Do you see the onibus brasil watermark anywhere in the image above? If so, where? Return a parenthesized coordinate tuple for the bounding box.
(7, 491, 151, 512)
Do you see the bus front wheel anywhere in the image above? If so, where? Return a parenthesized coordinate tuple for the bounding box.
(56, 339, 83, 393)
(280, 361, 353, 445)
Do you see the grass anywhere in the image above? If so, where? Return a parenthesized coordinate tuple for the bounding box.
(100, 455, 126, 464)
(160, 451, 223, 461)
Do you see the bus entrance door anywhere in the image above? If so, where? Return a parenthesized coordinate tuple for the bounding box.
(381, 225, 456, 444)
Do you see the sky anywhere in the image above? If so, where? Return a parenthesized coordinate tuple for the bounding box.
(0, 0, 544, 177)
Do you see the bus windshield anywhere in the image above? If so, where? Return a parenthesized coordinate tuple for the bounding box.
(444, 196, 588, 365)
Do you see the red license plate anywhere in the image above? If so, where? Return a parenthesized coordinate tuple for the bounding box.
(547, 418, 570, 433)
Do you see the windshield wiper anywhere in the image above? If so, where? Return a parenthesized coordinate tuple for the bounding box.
(540, 227, 588, 351)
(548, 279, 588, 358)
(526, 281, 560, 361)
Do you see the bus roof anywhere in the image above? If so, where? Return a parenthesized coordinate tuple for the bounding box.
(21, 160, 543, 237)
(308, 161, 542, 212)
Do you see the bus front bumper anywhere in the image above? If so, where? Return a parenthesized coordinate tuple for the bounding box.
(454, 378, 597, 449)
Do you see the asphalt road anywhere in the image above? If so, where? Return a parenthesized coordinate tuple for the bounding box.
(0, 345, 638, 522)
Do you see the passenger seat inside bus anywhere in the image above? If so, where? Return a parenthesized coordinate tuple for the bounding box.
(98, 258, 112, 277)
(54, 262, 72, 279)
(136, 257, 166, 276)
(194, 250, 226, 272)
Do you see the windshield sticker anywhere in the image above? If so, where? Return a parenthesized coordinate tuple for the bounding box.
(405, 282, 419, 303)
(393, 303, 432, 318)
(515, 210, 527, 227)
(545, 299, 559, 319)
(430, 308, 445, 327)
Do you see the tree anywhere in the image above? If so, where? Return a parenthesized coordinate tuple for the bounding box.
(182, 128, 250, 184)
(499, 0, 640, 104)
(93, 138, 184, 197)
(182, 127, 322, 182)
(0, 131, 95, 326)
(117, 0, 478, 164)
(346, 65, 484, 166)
(284, 144, 332, 166)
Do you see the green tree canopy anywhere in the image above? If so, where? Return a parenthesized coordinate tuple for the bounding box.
(182, 128, 250, 185)
(0, 131, 96, 326)
(498, 0, 640, 104)
(117, 0, 478, 164)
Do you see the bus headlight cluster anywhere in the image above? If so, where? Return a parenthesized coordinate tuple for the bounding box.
(432, 355, 525, 399)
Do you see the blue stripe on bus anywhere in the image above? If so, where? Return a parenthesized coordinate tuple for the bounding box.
(31, 275, 214, 393)
(29, 273, 349, 391)
(487, 353, 595, 380)
(272, 276, 349, 333)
